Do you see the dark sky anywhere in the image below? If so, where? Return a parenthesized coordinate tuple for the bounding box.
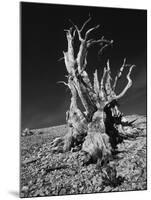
(21, 2, 147, 129)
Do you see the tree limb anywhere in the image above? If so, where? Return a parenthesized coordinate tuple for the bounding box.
(57, 81, 69, 87)
(80, 15, 92, 32)
(114, 65, 135, 100)
(93, 69, 100, 95)
(99, 67, 107, 101)
(113, 58, 131, 90)
(85, 25, 100, 40)
(105, 59, 113, 97)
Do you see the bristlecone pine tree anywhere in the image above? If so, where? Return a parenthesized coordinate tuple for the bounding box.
(51, 17, 135, 165)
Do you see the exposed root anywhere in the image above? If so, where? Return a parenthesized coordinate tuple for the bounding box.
(82, 131, 112, 164)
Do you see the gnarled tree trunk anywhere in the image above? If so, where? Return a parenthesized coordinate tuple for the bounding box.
(52, 16, 135, 165)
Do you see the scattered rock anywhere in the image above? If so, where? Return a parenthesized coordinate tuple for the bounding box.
(44, 177, 50, 182)
(20, 115, 146, 197)
(103, 186, 112, 192)
(59, 188, 66, 195)
(21, 185, 28, 192)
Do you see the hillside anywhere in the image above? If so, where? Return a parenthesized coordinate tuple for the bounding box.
(20, 115, 147, 197)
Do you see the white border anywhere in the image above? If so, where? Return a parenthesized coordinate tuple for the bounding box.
(0, 0, 150, 199)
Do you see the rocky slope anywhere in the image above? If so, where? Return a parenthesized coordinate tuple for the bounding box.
(20, 115, 147, 198)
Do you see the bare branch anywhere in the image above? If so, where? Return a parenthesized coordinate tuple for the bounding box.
(80, 15, 92, 32)
(69, 16, 94, 41)
(114, 65, 135, 100)
(66, 28, 75, 58)
(67, 19, 113, 75)
(81, 70, 92, 89)
(68, 19, 89, 73)
(63, 27, 76, 74)
(63, 51, 73, 74)
(69, 19, 83, 41)
(74, 79, 95, 115)
(57, 81, 69, 87)
(100, 67, 107, 89)
(93, 69, 100, 95)
(113, 58, 131, 90)
(113, 58, 126, 90)
(76, 40, 88, 73)
(106, 59, 111, 71)
(105, 59, 113, 97)
(99, 67, 107, 100)
(98, 39, 113, 55)
(87, 37, 113, 53)
(57, 57, 64, 62)
(83, 51, 87, 70)
(85, 25, 100, 39)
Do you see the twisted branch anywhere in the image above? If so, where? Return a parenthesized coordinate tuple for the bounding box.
(114, 65, 135, 100)
(113, 58, 131, 90)
(105, 60, 113, 98)
(99, 67, 107, 101)
(93, 69, 100, 95)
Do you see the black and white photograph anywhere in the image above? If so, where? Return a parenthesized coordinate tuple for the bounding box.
(20, 2, 147, 198)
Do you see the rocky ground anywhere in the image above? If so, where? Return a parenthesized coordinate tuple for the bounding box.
(20, 115, 147, 198)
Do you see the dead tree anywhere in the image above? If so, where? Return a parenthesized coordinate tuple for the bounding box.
(52, 17, 135, 164)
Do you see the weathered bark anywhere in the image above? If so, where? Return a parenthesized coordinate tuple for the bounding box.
(54, 17, 135, 165)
